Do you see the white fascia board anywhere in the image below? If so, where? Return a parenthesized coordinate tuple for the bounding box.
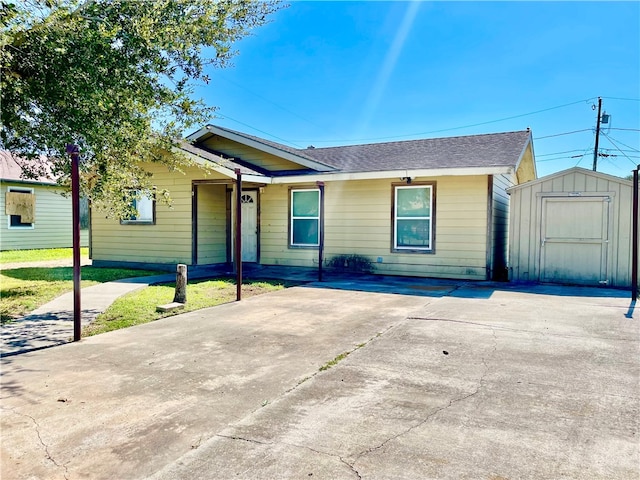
(196, 125, 336, 173)
(271, 166, 514, 184)
(177, 147, 272, 184)
(185, 127, 210, 142)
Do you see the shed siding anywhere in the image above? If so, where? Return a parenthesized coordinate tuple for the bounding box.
(199, 136, 308, 172)
(91, 163, 227, 265)
(260, 176, 489, 279)
(1, 182, 88, 250)
(509, 168, 634, 287)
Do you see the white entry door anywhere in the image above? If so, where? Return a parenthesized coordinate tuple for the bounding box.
(540, 196, 609, 285)
(241, 191, 258, 262)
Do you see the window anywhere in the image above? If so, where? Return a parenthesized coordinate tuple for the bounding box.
(6, 187, 35, 229)
(393, 184, 434, 252)
(121, 190, 155, 224)
(290, 188, 320, 247)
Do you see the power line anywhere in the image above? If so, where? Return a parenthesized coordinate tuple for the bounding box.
(602, 96, 640, 102)
(600, 132, 639, 168)
(215, 113, 305, 149)
(534, 129, 592, 140)
(289, 98, 596, 143)
(537, 149, 590, 157)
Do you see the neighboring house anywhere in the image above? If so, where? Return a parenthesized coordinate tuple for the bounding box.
(508, 167, 636, 287)
(91, 125, 536, 280)
(0, 152, 89, 251)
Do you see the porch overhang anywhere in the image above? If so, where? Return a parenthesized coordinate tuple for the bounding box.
(270, 166, 515, 184)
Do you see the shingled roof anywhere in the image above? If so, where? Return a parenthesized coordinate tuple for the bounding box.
(0, 151, 57, 185)
(297, 130, 532, 173)
(186, 126, 533, 178)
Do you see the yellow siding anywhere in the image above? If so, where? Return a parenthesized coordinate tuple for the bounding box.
(515, 143, 536, 183)
(1, 182, 88, 250)
(260, 176, 490, 280)
(196, 184, 228, 264)
(91, 163, 227, 265)
(200, 136, 308, 172)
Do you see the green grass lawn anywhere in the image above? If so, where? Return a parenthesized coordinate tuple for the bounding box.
(1, 266, 160, 323)
(84, 278, 291, 336)
(0, 247, 89, 264)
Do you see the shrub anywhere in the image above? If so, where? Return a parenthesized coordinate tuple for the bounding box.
(326, 254, 374, 274)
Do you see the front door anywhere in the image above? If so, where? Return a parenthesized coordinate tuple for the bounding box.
(540, 196, 609, 285)
(241, 191, 258, 262)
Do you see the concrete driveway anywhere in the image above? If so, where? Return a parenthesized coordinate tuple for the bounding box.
(1, 279, 638, 479)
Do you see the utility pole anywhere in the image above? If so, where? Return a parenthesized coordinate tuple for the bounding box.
(593, 97, 603, 171)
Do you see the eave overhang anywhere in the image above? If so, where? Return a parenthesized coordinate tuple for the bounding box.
(186, 125, 337, 173)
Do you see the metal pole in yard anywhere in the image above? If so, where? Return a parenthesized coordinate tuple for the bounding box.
(632, 166, 639, 301)
(66, 144, 82, 341)
(317, 182, 325, 282)
(235, 169, 242, 301)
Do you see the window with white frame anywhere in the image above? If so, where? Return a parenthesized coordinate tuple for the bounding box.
(393, 184, 434, 252)
(290, 188, 320, 247)
(6, 187, 35, 229)
(121, 190, 155, 224)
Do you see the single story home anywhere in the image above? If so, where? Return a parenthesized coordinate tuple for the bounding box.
(508, 167, 636, 287)
(0, 152, 89, 251)
(91, 125, 537, 280)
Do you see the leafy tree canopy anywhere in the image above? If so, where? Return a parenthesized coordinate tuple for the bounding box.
(1, 0, 281, 216)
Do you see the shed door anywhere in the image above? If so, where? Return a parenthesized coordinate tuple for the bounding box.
(241, 191, 258, 262)
(540, 196, 609, 285)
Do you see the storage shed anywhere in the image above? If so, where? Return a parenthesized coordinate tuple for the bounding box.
(508, 167, 636, 287)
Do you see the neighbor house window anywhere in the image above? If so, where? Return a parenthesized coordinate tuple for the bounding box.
(290, 188, 320, 247)
(6, 187, 35, 229)
(393, 183, 434, 252)
(121, 190, 155, 224)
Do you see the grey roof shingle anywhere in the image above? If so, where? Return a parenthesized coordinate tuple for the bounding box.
(296, 130, 531, 173)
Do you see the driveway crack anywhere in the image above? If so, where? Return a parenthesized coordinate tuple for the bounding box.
(279, 441, 362, 479)
(216, 433, 271, 445)
(4, 407, 70, 479)
(355, 325, 497, 462)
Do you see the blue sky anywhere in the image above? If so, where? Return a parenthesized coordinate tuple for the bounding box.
(194, 1, 640, 179)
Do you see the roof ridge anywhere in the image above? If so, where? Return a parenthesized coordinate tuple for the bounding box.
(296, 129, 531, 152)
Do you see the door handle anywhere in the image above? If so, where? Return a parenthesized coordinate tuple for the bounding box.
(541, 238, 546, 247)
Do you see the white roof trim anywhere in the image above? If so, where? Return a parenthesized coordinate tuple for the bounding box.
(271, 166, 514, 184)
(177, 147, 272, 184)
(187, 125, 337, 173)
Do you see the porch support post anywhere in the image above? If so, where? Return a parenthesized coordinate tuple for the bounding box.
(632, 166, 639, 301)
(317, 181, 325, 282)
(235, 169, 242, 301)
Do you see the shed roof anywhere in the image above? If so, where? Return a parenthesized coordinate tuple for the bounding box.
(507, 166, 632, 193)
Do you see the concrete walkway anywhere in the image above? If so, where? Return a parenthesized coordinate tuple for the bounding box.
(1, 264, 357, 357)
(1, 273, 178, 357)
